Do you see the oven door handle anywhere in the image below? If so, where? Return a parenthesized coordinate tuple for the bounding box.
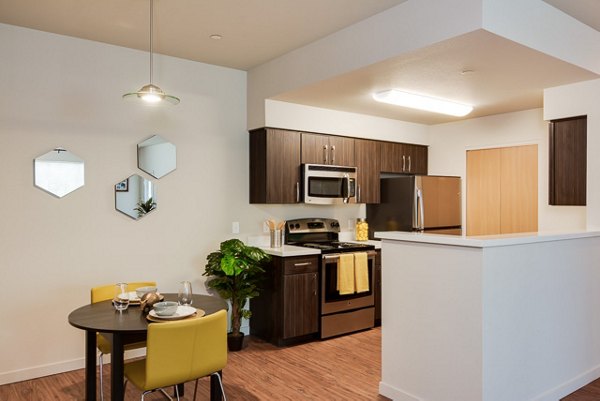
(322, 250, 377, 260)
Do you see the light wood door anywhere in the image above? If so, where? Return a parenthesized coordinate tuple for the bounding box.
(500, 145, 538, 233)
(466, 145, 538, 236)
(466, 148, 501, 236)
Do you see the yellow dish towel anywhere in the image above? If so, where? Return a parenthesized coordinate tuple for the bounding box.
(354, 252, 369, 293)
(337, 253, 355, 295)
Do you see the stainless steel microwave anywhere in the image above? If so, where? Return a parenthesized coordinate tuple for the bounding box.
(303, 164, 357, 205)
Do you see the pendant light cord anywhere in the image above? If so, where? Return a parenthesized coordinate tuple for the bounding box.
(149, 0, 154, 85)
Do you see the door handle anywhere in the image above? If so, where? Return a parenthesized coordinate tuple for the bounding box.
(408, 155, 411, 172)
(323, 145, 328, 164)
(296, 181, 300, 203)
(402, 155, 406, 172)
(331, 145, 336, 165)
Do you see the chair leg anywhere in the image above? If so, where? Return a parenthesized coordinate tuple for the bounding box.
(211, 372, 227, 401)
(98, 352, 104, 401)
(193, 378, 199, 401)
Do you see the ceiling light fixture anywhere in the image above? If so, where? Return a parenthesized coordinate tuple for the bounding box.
(372, 89, 472, 117)
(123, 0, 179, 105)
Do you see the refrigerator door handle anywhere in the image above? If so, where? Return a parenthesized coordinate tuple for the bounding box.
(416, 188, 425, 231)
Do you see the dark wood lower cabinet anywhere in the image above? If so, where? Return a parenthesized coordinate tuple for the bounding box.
(374, 250, 381, 326)
(250, 255, 319, 346)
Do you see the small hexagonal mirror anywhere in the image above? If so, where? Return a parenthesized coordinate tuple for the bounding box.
(115, 174, 157, 220)
(34, 148, 84, 198)
(137, 135, 176, 179)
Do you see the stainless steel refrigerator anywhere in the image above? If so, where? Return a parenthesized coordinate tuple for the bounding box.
(366, 175, 462, 238)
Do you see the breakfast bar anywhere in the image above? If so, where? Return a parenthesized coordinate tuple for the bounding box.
(377, 231, 600, 401)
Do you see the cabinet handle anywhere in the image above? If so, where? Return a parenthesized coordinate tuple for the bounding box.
(358, 185, 361, 203)
(331, 145, 336, 165)
(294, 262, 312, 267)
(323, 145, 328, 164)
(402, 155, 406, 172)
(408, 155, 411, 172)
(312, 273, 317, 295)
(296, 181, 300, 203)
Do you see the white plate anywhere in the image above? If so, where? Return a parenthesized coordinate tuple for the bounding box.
(148, 305, 197, 320)
(126, 291, 141, 303)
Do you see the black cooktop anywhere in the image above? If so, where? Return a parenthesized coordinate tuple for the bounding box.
(285, 218, 375, 254)
(290, 241, 375, 254)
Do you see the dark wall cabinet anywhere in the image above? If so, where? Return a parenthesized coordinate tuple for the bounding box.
(250, 255, 319, 346)
(301, 133, 355, 166)
(355, 139, 381, 204)
(249, 127, 428, 204)
(249, 128, 301, 204)
(380, 142, 428, 175)
(549, 116, 586, 206)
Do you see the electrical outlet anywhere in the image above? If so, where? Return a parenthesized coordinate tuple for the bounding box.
(232, 222, 240, 234)
(263, 221, 270, 233)
(347, 219, 354, 230)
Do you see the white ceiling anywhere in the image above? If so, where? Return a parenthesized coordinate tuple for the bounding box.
(0, 0, 599, 125)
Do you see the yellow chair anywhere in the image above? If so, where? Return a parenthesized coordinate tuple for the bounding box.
(91, 281, 157, 401)
(124, 309, 228, 401)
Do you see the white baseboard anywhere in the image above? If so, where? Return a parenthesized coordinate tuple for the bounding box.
(531, 364, 600, 401)
(379, 364, 600, 401)
(0, 348, 146, 386)
(379, 381, 420, 401)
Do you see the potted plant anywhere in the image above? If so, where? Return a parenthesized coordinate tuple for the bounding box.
(203, 238, 270, 351)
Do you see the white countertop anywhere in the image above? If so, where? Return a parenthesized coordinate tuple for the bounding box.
(260, 245, 321, 257)
(375, 230, 600, 248)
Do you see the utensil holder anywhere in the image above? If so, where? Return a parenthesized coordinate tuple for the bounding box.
(270, 229, 283, 248)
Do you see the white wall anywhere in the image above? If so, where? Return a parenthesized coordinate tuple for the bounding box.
(265, 100, 429, 144)
(428, 108, 586, 232)
(0, 24, 365, 384)
(544, 79, 600, 230)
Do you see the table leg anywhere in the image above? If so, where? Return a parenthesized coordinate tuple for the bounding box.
(111, 333, 125, 401)
(210, 370, 223, 401)
(84, 331, 97, 401)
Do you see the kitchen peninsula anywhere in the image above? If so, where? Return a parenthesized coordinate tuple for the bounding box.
(377, 230, 600, 401)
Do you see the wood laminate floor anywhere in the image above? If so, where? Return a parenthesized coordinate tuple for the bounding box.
(3, 326, 599, 401)
(0, 327, 389, 401)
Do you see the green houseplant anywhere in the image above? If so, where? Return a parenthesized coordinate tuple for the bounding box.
(203, 239, 270, 351)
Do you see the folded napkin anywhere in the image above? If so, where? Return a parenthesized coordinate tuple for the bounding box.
(337, 253, 355, 295)
(354, 252, 369, 293)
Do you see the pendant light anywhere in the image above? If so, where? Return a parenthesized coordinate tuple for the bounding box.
(123, 0, 180, 105)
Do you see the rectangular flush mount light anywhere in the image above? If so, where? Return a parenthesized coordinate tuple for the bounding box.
(373, 89, 473, 117)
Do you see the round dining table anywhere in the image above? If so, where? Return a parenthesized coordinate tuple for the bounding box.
(68, 293, 228, 401)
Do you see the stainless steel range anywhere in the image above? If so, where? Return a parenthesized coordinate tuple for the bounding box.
(285, 218, 376, 339)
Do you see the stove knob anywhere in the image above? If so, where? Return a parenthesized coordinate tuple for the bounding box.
(294, 223, 300, 229)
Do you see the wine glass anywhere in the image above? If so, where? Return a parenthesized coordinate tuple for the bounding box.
(178, 281, 193, 306)
(113, 282, 129, 312)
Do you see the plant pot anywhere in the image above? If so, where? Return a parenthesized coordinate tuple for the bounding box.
(227, 332, 244, 352)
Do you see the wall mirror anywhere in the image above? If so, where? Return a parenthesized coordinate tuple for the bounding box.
(115, 174, 157, 220)
(137, 135, 176, 179)
(34, 148, 85, 198)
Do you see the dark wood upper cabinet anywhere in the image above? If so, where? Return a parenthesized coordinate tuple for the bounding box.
(354, 139, 381, 203)
(549, 116, 586, 206)
(249, 128, 301, 204)
(380, 142, 427, 174)
(301, 133, 355, 166)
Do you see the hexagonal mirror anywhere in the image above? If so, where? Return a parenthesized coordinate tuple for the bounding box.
(137, 135, 176, 179)
(34, 148, 84, 198)
(115, 174, 157, 220)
